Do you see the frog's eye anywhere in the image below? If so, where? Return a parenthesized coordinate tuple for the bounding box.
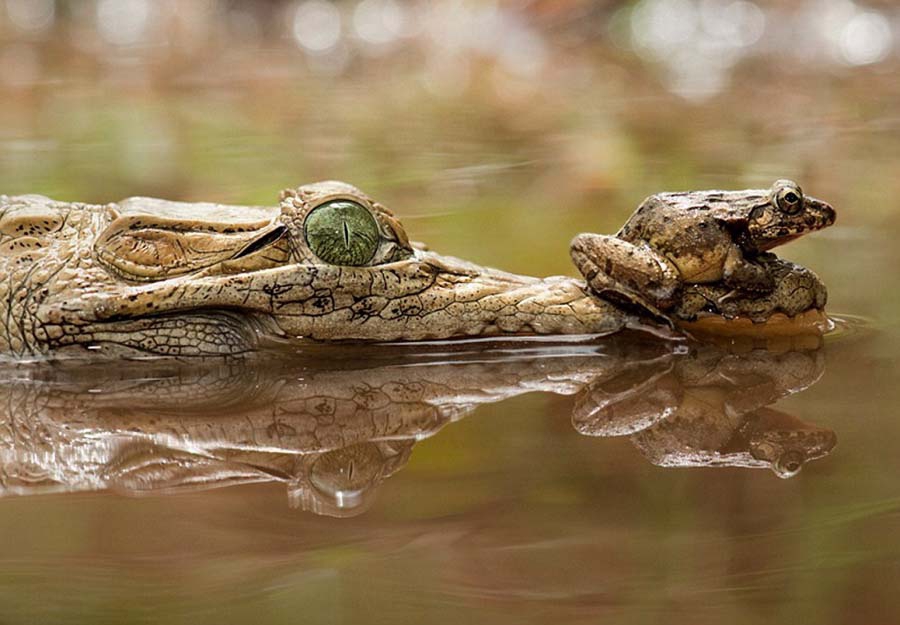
(304, 200, 380, 266)
(774, 184, 804, 215)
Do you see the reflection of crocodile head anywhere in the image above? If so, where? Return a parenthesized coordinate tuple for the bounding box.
(0, 335, 836, 516)
(573, 345, 836, 477)
(0, 339, 632, 516)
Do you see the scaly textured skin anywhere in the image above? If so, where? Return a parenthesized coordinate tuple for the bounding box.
(0, 181, 830, 358)
(0, 183, 626, 358)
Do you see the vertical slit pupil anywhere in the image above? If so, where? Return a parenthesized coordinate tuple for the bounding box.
(304, 200, 380, 266)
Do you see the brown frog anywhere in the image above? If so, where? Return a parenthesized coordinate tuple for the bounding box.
(570, 180, 836, 321)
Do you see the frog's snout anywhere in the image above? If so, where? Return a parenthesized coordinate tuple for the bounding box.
(806, 196, 837, 229)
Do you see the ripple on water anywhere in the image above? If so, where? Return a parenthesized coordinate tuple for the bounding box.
(824, 313, 877, 343)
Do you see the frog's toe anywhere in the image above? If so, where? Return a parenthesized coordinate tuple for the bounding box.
(716, 289, 742, 306)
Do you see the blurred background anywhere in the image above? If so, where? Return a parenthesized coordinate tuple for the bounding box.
(1, 0, 898, 320)
(2, 1, 900, 624)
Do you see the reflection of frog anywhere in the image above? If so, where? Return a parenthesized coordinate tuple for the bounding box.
(572, 346, 836, 478)
(571, 180, 836, 320)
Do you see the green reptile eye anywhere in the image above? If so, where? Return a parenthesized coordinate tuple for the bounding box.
(304, 200, 380, 266)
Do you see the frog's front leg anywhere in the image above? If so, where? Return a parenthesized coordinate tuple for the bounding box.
(722, 245, 776, 293)
(570, 233, 681, 321)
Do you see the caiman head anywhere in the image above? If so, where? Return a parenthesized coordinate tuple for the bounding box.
(9, 182, 623, 357)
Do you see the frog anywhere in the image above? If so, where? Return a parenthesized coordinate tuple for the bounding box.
(569, 179, 836, 321)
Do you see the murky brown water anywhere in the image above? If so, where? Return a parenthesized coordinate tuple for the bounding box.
(2, 1, 900, 623)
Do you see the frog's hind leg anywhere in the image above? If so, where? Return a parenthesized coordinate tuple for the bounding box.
(570, 233, 680, 323)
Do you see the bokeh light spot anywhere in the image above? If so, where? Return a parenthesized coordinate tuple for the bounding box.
(96, 0, 152, 46)
(353, 0, 405, 45)
(5, 0, 55, 33)
(839, 10, 893, 66)
(293, 0, 342, 54)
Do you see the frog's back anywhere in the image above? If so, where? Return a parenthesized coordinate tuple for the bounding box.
(620, 189, 769, 236)
(619, 194, 727, 241)
(617, 193, 739, 282)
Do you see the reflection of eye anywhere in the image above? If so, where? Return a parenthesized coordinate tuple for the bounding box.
(305, 200, 380, 265)
(773, 451, 804, 479)
(310, 444, 382, 496)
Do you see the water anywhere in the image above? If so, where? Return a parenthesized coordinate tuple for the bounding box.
(0, 321, 893, 624)
(1, 2, 900, 623)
